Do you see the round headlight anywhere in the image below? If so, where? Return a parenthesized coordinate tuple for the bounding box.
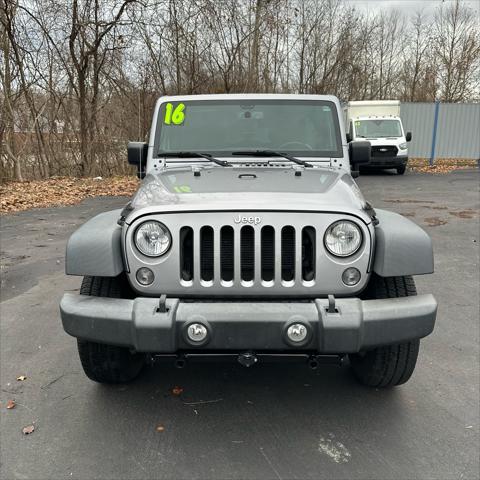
(324, 220, 362, 257)
(134, 221, 171, 257)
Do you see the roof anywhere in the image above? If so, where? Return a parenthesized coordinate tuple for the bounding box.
(346, 100, 400, 106)
(156, 93, 340, 103)
(353, 115, 401, 119)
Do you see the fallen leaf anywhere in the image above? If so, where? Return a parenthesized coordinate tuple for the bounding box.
(156, 425, 165, 432)
(6, 400, 16, 409)
(172, 386, 183, 396)
(0, 176, 139, 214)
(409, 158, 478, 175)
(22, 425, 35, 435)
(16, 375, 27, 381)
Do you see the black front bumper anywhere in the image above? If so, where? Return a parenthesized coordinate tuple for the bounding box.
(362, 155, 408, 168)
(60, 294, 437, 354)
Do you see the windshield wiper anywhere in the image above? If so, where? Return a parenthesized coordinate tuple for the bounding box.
(158, 151, 232, 167)
(232, 150, 313, 168)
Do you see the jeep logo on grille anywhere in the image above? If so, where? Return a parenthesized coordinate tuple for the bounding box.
(234, 215, 262, 225)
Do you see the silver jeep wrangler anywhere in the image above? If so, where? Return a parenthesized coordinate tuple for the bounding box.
(60, 94, 437, 387)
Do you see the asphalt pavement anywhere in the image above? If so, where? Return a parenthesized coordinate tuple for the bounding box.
(1, 169, 479, 480)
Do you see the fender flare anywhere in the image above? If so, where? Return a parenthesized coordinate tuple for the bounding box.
(373, 209, 434, 277)
(66, 210, 124, 277)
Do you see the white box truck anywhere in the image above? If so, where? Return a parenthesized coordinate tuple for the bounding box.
(343, 100, 412, 175)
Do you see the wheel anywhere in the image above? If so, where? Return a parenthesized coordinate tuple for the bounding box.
(396, 165, 406, 175)
(77, 276, 145, 384)
(349, 275, 420, 388)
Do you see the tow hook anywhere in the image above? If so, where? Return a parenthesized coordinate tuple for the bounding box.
(238, 352, 258, 368)
(174, 354, 187, 369)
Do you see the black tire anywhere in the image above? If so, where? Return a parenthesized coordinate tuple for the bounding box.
(349, 275, 420, 388)
(396, 165, 406, 175)
(77, 276, 145, 384)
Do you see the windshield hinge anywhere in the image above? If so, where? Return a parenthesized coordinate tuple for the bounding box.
(157, 294, 168, 313)
(117, 201, 134, 226)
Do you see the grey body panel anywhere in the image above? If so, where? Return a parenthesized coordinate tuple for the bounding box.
(65, 210, 124, 277)
(125, 168, 371, 224)
(60, 293, 437, 353)
(373, 209, 434, 276)
(125, 211, 373, 297)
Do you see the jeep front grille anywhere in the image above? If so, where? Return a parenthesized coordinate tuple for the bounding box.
(126, 211, 372, 297)
(180, 224, 316, 286)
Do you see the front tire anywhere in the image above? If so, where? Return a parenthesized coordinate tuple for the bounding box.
(396, 165, 406, 175)
(349, 275, 420, 388)
(77, 276, 145, 384)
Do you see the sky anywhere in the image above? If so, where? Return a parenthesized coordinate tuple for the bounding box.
(343, 0, 480, 17)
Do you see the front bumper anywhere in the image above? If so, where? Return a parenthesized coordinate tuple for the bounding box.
(362, 155, 408, 168)
(60, 294, 437, 353)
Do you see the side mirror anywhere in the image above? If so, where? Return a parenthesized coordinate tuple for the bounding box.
(128, 141, 148, 179)
(406, 131, 412, 142)
(349, 140, 371, 166)
(346, 132, 352, 143)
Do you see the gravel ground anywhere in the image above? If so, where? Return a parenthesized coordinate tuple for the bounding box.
(1, 169, 479, 480)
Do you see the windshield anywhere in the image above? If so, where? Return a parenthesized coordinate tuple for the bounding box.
(154, 100, 342, 158)
(354, 119, 403, 138)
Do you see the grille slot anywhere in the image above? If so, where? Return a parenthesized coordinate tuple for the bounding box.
(261, 226, 275, 281)
(240, 226, 255, 281)
(302, 227, 316, 281)
(220, 226, 234, 281)
(179, 227, 194, 281)
(281, 226, 296, 281)
(180, 221, 317, 287)
(200, 226, 214, 281)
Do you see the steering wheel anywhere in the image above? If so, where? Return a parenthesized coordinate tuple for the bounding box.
(278, 141, 313, 151)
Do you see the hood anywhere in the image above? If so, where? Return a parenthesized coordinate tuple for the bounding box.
(125, 166, 370, 224)
(361, 138, 404, 145)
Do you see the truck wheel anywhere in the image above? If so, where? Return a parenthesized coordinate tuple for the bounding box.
(77, 276, 145, 384)
(349, 275, 420, 388)
(396, 165, 406, 175)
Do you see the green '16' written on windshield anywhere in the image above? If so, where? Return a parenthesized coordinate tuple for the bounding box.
(164, 103, 185, 125)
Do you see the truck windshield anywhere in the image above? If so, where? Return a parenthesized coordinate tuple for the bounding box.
(154, 99, 342, 158)
(355, 119, 403, 138)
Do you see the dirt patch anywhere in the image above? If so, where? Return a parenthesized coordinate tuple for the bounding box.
(424, 217, 448, 227)
(448, 210, 477, 219)
(401, 212, 416, 217)
(0, 176, 139, 214)
(384, 199, 435, 204)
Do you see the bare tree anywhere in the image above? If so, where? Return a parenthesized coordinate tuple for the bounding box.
(434, 0, 480, 102)
(1, 0, 478, 182)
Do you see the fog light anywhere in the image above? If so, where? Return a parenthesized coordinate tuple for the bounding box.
(186, 323, 208, 343)
(287, 323, 308, 343)
(136, 267, 154, 285)
(342, 267, 361, 286)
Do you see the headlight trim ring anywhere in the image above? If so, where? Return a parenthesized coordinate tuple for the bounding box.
(134, 220, 172, 257)
(324, 219, 363, 257)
